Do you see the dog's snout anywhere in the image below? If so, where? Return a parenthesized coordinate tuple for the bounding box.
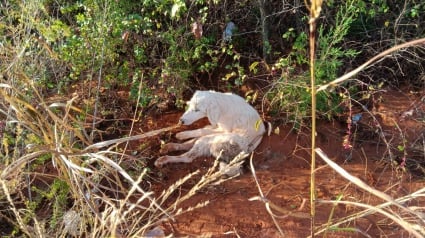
(179, 118, 185, 125)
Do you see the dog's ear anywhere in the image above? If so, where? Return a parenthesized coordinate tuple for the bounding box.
(206, 102, 220, 126)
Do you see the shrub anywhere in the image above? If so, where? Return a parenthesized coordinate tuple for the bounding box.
(267, 0, 362, 125)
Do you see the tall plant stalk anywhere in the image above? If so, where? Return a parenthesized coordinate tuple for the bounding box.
(308, 0, 323, 237)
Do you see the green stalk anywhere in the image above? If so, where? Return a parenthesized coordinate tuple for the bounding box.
(308, 1, 323, 237)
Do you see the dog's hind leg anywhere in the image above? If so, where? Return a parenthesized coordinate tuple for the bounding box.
(155, 154, 195, 167)
(160, 138, 196, 154)
(176, 126, 222, 140)
(155, 136, 212, 167)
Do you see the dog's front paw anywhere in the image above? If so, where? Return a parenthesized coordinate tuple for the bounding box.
(159, 144, 172, 154)
(176, 131, 190, 140)
(154, 156, 168, 167)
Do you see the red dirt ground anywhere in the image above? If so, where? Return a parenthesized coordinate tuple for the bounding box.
(135, 88, 424, 237)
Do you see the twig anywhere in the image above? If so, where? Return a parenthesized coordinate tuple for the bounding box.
(316, 200, 424, 238)
(317, 38, 425, 92)
(84, 125, 179, 151)
(248, 153, 285, 236)
(315, 148, 424, 225)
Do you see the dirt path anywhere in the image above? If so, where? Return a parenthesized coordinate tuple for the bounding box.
(139, 89, 424, 237)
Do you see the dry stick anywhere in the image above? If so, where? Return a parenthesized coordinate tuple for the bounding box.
(248, 153, 285, 236)
(315, 148, 425, 237)
(248, 153, 312, 236)
(84, 124, 180, 151)
(119, 73, 146, 163)
(315, 148, 416, 213)
(314, 187, 425, 236)
(316, 200, 424, 238)
(317, 38, 425, 92)
(86, 152, 173, 220)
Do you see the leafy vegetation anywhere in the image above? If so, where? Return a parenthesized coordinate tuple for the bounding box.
(0, 0, 424, 236)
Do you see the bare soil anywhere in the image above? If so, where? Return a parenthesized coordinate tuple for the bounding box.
(133, 88, 424, 237)
(11, 87, 423, 237)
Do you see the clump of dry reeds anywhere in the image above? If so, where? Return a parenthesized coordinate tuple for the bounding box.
(0, 75, 247, 237)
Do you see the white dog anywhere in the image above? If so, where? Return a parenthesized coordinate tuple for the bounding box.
(155, 90, 266, 167)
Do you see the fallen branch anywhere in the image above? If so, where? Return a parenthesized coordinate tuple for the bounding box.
(84, 124, 180, 151)
(317, 38, 425, 92)
(315, 148, 424, 238)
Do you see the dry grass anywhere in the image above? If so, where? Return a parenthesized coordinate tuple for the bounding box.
(0, 78, 246, 236)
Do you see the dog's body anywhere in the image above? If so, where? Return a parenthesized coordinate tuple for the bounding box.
(155, 90, 265, 167)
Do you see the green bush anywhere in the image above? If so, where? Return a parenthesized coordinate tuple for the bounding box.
(267, 0, 362, 125)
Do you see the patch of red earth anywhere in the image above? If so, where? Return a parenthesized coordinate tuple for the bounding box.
(141, 89, 424, 237)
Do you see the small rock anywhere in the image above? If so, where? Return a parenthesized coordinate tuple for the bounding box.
(144, 226, 165, 238)
(63, 210, 82, 237)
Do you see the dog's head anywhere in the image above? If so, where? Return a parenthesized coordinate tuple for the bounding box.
(179, 90, 219, 126)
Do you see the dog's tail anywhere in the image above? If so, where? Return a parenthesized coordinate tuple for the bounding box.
(264, 121, 272, 136)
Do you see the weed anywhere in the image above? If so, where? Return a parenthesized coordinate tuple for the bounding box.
(31, 179, 70, 229)
(268, 0, 361, 125)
